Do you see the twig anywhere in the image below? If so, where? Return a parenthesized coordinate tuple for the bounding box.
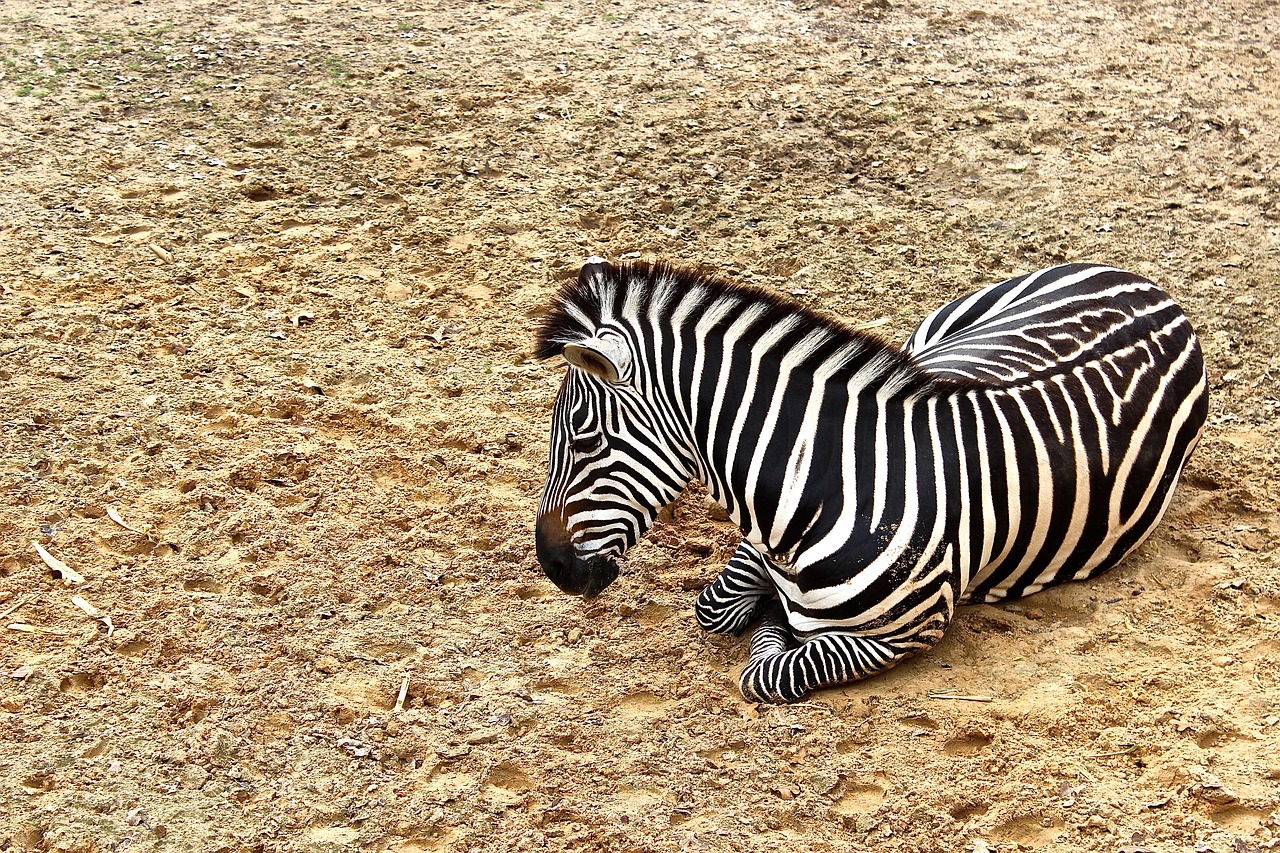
(0, 345, 27, 357)
(781, 701, 837, 713)
(394, 672, 411, 712)
(1083, 744, 1138, 758)
(928, 689, 994, 702)
(0, 594, 33, 620)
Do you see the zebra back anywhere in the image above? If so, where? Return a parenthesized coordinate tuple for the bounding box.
(905, 264, 1195, 386)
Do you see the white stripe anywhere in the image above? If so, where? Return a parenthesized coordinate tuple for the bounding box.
(731, 317, 809, 542)
(781, 395, 920, 608)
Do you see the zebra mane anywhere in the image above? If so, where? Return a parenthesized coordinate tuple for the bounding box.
(535, 259, 947, 393)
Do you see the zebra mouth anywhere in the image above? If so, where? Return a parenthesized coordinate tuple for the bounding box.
(545, 550, 619, 600)
(535, 514, 620, 599)
(575, 554, 619, 599)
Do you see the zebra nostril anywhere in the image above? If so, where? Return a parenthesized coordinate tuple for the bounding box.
(535, 512, 584, 593)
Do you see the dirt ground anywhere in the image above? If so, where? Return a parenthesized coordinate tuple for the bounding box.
(1, 0, 1278, 850)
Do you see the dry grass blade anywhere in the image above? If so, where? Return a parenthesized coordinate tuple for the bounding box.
(32, 542, 84, 585)
(927, 688, 994, 702)
(0, 594, 33, 620)
(852, 316, 892, 331)
(106, 506, 144, 534)
(7, 622, 72, 636)
(70, 595, 103, 618)
(1084, 744, 1139, 758)
(71, 595, 115, 637)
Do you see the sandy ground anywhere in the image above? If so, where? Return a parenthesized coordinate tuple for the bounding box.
(1, 0, 1278, 850)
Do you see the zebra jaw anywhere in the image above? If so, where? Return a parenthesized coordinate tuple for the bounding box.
(535, 512, 620, 599)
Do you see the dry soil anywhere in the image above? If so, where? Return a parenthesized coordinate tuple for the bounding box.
(1, 0, 1279, 851)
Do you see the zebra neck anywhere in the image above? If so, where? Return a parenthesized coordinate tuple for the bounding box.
(677, 347, 958, 571)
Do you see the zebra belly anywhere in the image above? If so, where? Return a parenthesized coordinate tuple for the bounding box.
(964, 467, 1181, 603)
(962, 409, 1201, 603)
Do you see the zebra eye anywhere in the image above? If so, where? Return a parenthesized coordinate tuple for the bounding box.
(570, 434, 602, 454)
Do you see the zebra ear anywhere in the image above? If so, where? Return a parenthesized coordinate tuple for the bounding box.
(563, 336, 632, 385)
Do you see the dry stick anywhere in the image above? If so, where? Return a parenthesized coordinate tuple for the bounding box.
(775, 701, 836, 713)
(928, 689, 994, 702)
(0, 594, 32, 621)
(394, 673, 411, 712)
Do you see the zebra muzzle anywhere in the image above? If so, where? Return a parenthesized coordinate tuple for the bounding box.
(535, 513, 619, 599)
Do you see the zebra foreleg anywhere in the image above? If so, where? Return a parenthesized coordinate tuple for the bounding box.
(739, 607, 902, 704)
(695, 542, 774, 635)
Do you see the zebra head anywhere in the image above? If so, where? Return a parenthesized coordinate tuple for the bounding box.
(534, 260, 696, 599)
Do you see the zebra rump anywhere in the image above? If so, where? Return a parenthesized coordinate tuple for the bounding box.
(534, 259, 1208, 703)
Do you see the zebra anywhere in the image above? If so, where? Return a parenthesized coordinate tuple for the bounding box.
(534, 258, 1208, 703)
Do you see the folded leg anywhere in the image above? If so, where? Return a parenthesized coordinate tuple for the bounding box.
(739, 603, 906, 704)
(695, 541, 773, 635)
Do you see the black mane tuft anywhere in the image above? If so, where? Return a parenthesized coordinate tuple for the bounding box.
(532, 258, 968, 394)
(533, 263, 606, 360)
(535, 258, 900, 363)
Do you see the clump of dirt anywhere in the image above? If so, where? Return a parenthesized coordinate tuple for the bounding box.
(1, 0, 1277, 851)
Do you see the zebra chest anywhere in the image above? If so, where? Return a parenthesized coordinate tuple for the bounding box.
(762, 522, 958, 613)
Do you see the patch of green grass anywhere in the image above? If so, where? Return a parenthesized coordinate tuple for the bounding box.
(0, 19, 190, 101)
(2, 37, 86, 98)
(324, 54, 350, 85)
(124, 21, 174, 39)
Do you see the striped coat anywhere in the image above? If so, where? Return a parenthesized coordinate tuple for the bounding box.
(535, 260, 1208, 702)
